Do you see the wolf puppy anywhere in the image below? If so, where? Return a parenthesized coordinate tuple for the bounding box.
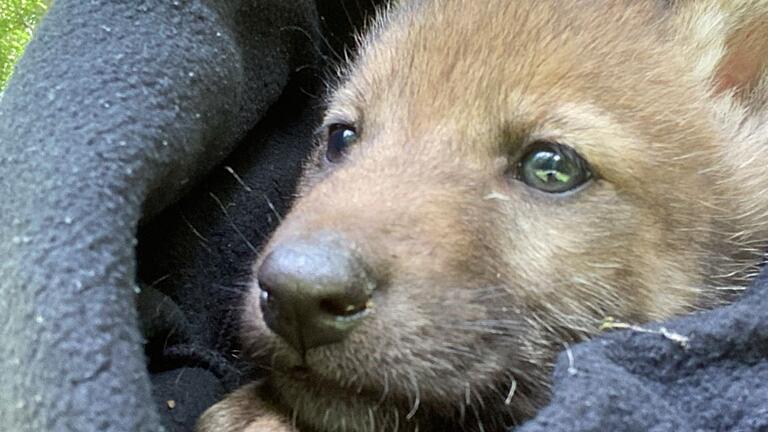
(198, 1, 768, 431)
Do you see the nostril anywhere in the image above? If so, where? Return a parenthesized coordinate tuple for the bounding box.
(259, 281, 273, 294)
(258, 281, 274, 304)
(259, 288, 271, 304)
(319, 296, 370, 318)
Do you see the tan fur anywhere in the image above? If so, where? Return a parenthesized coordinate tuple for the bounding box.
(198, 1, 768, 431)
(196, 383, 296, 432)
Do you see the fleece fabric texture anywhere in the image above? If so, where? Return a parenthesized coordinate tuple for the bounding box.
(0, 1, 765, 432)
(517, 269, 768, 432)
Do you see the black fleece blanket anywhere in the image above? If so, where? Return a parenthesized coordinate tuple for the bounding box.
(0, 1, 765, 431)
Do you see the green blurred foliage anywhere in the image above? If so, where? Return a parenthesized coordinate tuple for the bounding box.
(0, 0, 48, 90)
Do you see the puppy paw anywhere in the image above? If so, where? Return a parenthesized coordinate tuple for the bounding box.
(196, 383, 296, 432)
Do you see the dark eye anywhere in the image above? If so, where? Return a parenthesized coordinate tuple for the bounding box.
(325, 124, 358, 163)
(515, 141, 592, 193)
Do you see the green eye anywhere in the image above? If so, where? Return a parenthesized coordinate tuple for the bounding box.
(516, 141, 592, 193)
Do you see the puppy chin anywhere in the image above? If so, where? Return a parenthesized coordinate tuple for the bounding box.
(270, 370, 425, 432)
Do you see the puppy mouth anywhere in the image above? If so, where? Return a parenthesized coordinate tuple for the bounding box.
(270, 362, 442, 432)
(272, 357, 431, 423)
(273, 364, 385, 402)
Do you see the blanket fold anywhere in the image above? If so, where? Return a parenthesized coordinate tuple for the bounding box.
(0, 0, 322, 430)
(518, 271, 768, 432)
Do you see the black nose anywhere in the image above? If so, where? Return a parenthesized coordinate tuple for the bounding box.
(257, 233, 375, 352)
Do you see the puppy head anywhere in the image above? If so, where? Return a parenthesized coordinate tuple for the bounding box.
(241, 1, 768, 430)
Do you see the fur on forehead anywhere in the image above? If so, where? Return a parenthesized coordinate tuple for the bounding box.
(327, 1, 708, 143)
(332, 0, 768, 117)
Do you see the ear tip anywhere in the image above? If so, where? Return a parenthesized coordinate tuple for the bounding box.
(675, 1, 768, 99)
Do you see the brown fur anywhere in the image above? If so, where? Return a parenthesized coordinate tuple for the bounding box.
(198, 1, 768, 431)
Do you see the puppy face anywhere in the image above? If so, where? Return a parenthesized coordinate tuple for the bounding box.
(241, 1, 767, 431)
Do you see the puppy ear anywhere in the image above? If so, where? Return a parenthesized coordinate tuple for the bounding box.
(673, 0, 768, 99)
